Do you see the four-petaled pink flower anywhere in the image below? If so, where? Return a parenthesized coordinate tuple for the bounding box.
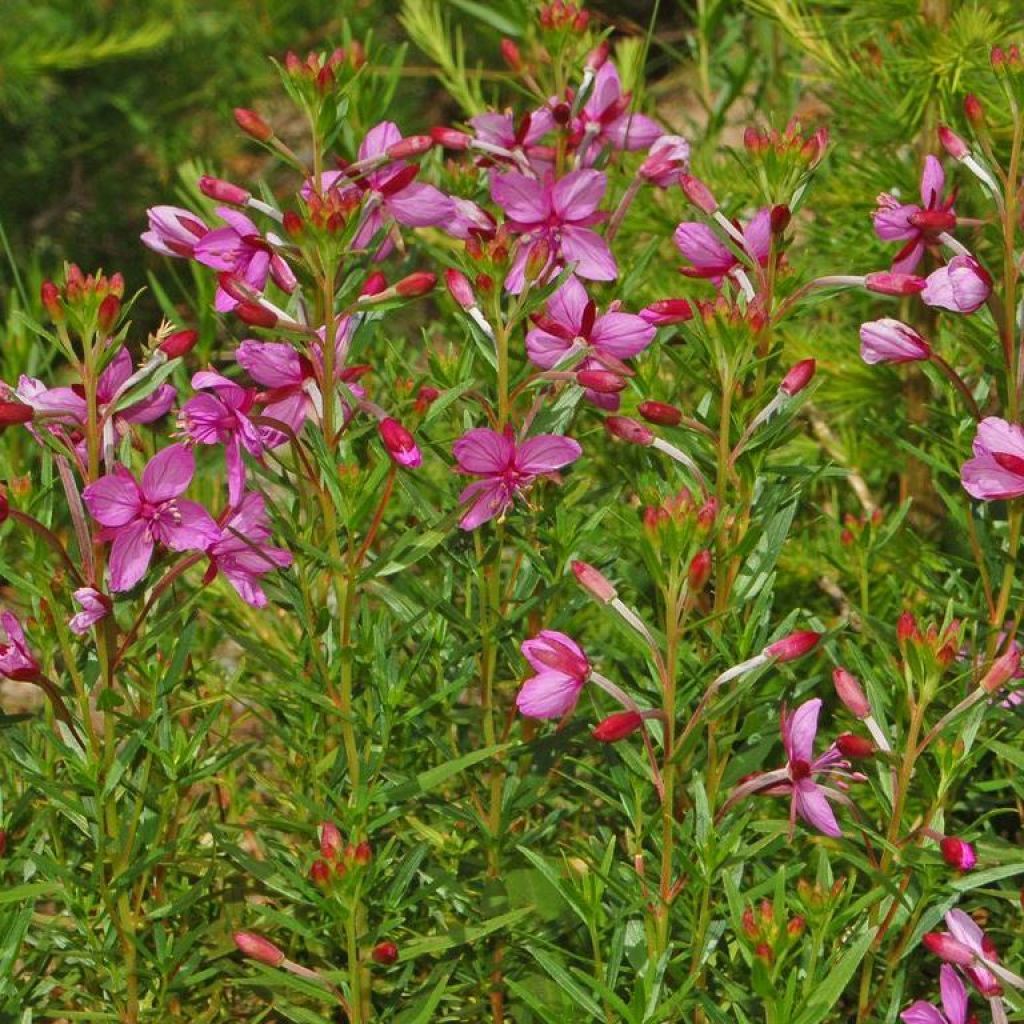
(194, 207, 295, 312)
(961, 417, 1024, 501)
(452, 427, 582, 530)
(180, 371, 267, 506)
(921, 254, 991, 314)
(873, 155, 956, 273)
(205, 492, 292, 608)
(859, 318, 932, 365)
(83, 444, 220, 591)
(924, 910, 1004, 998)
(517, 630, 590, 718)
(142, 206, 209, 259)
(526, 276, 654, 409)
(674, 209, 771, 286)
(640, 134, 691, 188)
(0, 611, 40, 681)
(469, 108, 555, 171)
(491, 169, 616, 293)
(573, 62, 663, 154)
(900, 964, 969, 1024)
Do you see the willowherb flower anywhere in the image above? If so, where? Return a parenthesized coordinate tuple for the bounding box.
(674, 209, 771, 286)
(468, 108, 555, 169)
(69, 587, 111, 635)
(490, 168, 616, 292)
(924, 909, 1009, 997)
(83, 444, 220, 591)
(961, 417, 1024, 501)
(639, 135, 691, 187)
(526, 276, 654, 408)
(516, 630, 590, 718)
(859, 318, 932, 364)
(572, 61, 663, 154)
(180, 371, 267, 506)
(205, 492, 292, 608)
(874, 155, 956, 273)
(0, 611, 40, 681)
(900, 964, 969, 1024)
(141, 206, 209, 259)
(921, 254, 992, 314)
(452, 427, 582, 530)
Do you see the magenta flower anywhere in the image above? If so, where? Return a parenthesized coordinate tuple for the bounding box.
(0, 611, 40, 681)
(517, 630, 591, 718)
(859, 318, 932, 364)
(874, 155, 955, 273)
(490, 169, 616, 293)
(469, 108, 555, 170)
(574, 62, 663, 153)
(69, 588, 111, 635)
(900, 965, 968, 1024)
(921, 254, 992, 314)
(526, 276, 654, 408)
(961, 417, 1024, 501)
(141, 205, 209, 259)
(924, 910, 1004, 997)
(640, 134, 691, 188)
(452, 427, 582, 530)
(193, 207, 294, 312)
(206, 492, 292, 608)
(180, 371, 267, 506)
(82, 445, 220, 591)
(674, 209, 771, 285)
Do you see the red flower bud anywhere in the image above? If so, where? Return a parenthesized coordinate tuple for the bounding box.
(361, 271, 388, 297)
(444, 268, 476, 309)
(0, 830, 6, 857)
(980, 647, 1021, 693)
(353, 841, 372, 866)
(0, 403, 34, 427)
(605, 416, 654, 446)
(387, 135, 434, 160)
(864, 271, 927, 296)
(938, 125, 969, 160)
(964, 94, 984, 125)
(640, 299, 693, 326)
(500, 38, 522, 71)
(40, 280, 63, 321)
(585, 40, 610, 72)
(576, 369, 626, 393)
(922, 932, 975, 966)
(688, 549, 712, 590)
(592, 710, 644, 742)
(235, 302, 278, 328)
(282, 210, 304, 238)
(571, 560, 617, 603)
(836, 733, 874, 759)
(431, 126, 471, 150)
(764, 630, 821, 662)
(779, 359, 815, 397)
(635, 401, 681, 427)
(310, 859, 332, 885)
(939, 837, 977, 872)
(379, 418, 422, 469)
(97, 294, 120, 334)
(679, 174, 718, 214)
(770, 204, 791, 235)
(198, 176, 251, 205)
(320, 821, 342, 860)
(394, 271, 437, 298)
(234, 932, 285, 966)
(371, 941, 399, 965)
(832, 668, 870, 718)
(234, 108, 273, 142)
(896, 611, 919, 643)
(159, 329, 199, 359)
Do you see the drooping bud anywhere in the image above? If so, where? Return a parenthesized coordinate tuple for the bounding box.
(97, 294, 120, 334)
(199, 176, 251, 205)
(394, 271, 437, 298)
(431, 126, 471, 150)
(605, 416, 654, 446)
(980, 647, 1021, 693)
(387, 135, 434, 160)
(637, 400, 683, 426)
(864, 271, 927, 296)
(640, 299, 693, 325)
(234, 932, 286, 966)
(371, 941, 399, 965)
(592, 710, 644, 742)
(779, 359, 815, 396)
(576, 369, 626, 393)
(688, 549, 712, 590)
(764, 630, 821, 662)
(938, 125, 969, 161)
(832, 667, 870, 718)
(234, 108, 274, 142)
(444, 268, 476, 309)
(940, 837, 977, 872)
(0, 403, 34, 428)
(320, 821, 342, 860)
(379, 418, 422, 468)
(836, 733, 874, 759)
(922, 932, 975, 966)
(159, 329, 199, 359)
(679, 174, 718, 214)
(235, 302, 278, 328)
(571, 561, 617, 603)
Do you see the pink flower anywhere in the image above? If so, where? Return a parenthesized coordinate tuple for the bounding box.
(69, 588, 111, 635)
(452, 427, 582, 530)
(180, 371, 267, 506)
(206, 492, 292, 608)
(0, 611, 40, 681)
(873, 155, 955, 273)
(640, 134, 691, 187)
(83, 445, 220, 591)
(516, 630, 590, 718)
(469, 108, 555, 171)
(193, 207, 294, 312)
(925, 910, 1004, 997)
(141, 205, 209, 259)
(961, 417, 1024, 501)
(859, 318, 932, 364)
(526, 277, 654, 408)
(900, 964, 969, 1024)
(490, 169, 616, 292)
(574, 62, 663, 153)
(921, 254, 992, 313)
(674, 209, 771, 285)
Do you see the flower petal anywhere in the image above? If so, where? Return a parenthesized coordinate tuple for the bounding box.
(142, 444, 195, 502)
(551, 169, 606, 221)
(559, 226, 617, 281)
(794, 778, 841, 837)
(108, 519, 154, 591)
(83, 468, 142, 528)
(453, 428, 515, 475)
(515, 670, 584, 718)
(516, 434, 582, 475)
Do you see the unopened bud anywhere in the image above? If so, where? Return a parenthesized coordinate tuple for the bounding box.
(40, 280, 63, 321)
(199, 176, 251, 205)
(394, 271, 437, 298)
(431, 126, 471, 150)
(444, 268, 475, 309)
(764, 630, 821, 662)
(779, 359, 815, 396)
(235, 302, 278, 328)
(320, 821, 342, 860)
(353, 841, 372, 866)
(896, 611, 918, 643)
(787, 916, 806, 937)
(234, 932, 285, 966)
(964, 94, 984, 125)
(679, 174, 718, 214)
(980, 647, 1021, 693)
(387, 135, 434, 160)
(638, 400, 682, 426)
(361, 271, 388, 297)
(770, 204, 791, 235)
(571, 560, 617, 602)
(282, 210, 304, 237)
(310, 859, 331, 885)
(585, 40, 610, 72)
(605, 416, 653, 446)
(688, 549, 712, 590)
(372, 941, 399, 965)
(832, 668, 870, 718)
(97, 294, 120, 334)
(864, 271, 927, 296)
(500, 38, 523, 71)
(836, 733, 874, 759)
(640, 299, 693, 325)
(938, 125, 969, 160)
(379, 418, 422, 468)
(939, 837, 977, 872)
(576, 369, 625, 393)
(234, 108, 274, 142)
(159, 329, 199, 359)
(592, 710, 644, 742)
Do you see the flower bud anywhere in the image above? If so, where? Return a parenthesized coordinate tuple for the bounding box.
(964, 94, 984, 125)
(585, 40, 610, 72)
(779, 359, 815, 397)
(688, 549, 712, 590)
(235, 302, 278, 328)
(592, 710, 644, 742)
(0, 494, 8, 524)
(864, 272, 927, 296)
(310, 859, 331, 885)
(897, 611, 919, 643)
(282, 210, 304, 238)
(0, 830, 6, 857)
(836, 733, 874, 759)
(637, 400, 683, 426)
(0, 403, 34, 428)
(387, 135, 434, 160)
(679, 174, 718, 214)
(395, 271, 437, 298)
(980, 647, 1021, 693)
(939, 837, 977, 872)
(908, 209, 957, 233)
(832, 668, 870, 718)
(576, 369, 626, 393)
(372, 941, 399, 965)
(500, 38, 522, 71)
(764, 630, 821, 662)
(938, 125, 969, 160)
(234, 932, 285, 966)
(770, 204, 791, 235)
(199, 176, 251, 205)
(444, 268, 476, 309)
(922, 932, 975, 966)
(353, 841, 372, 866)
(320, 821, 342, 860)
(40, 280, 63, 321)
(605, 416, 653, 446)
(159, 329, 199, 359)
(640, 299, 693, 325)
(379, 418, 422, 468)
(431, 126, 471, 150)
(361, 271, 387, 298)
(571, 560, 617, 602)
(234, 108, 273, 142)
(97, 294, 120, 334)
